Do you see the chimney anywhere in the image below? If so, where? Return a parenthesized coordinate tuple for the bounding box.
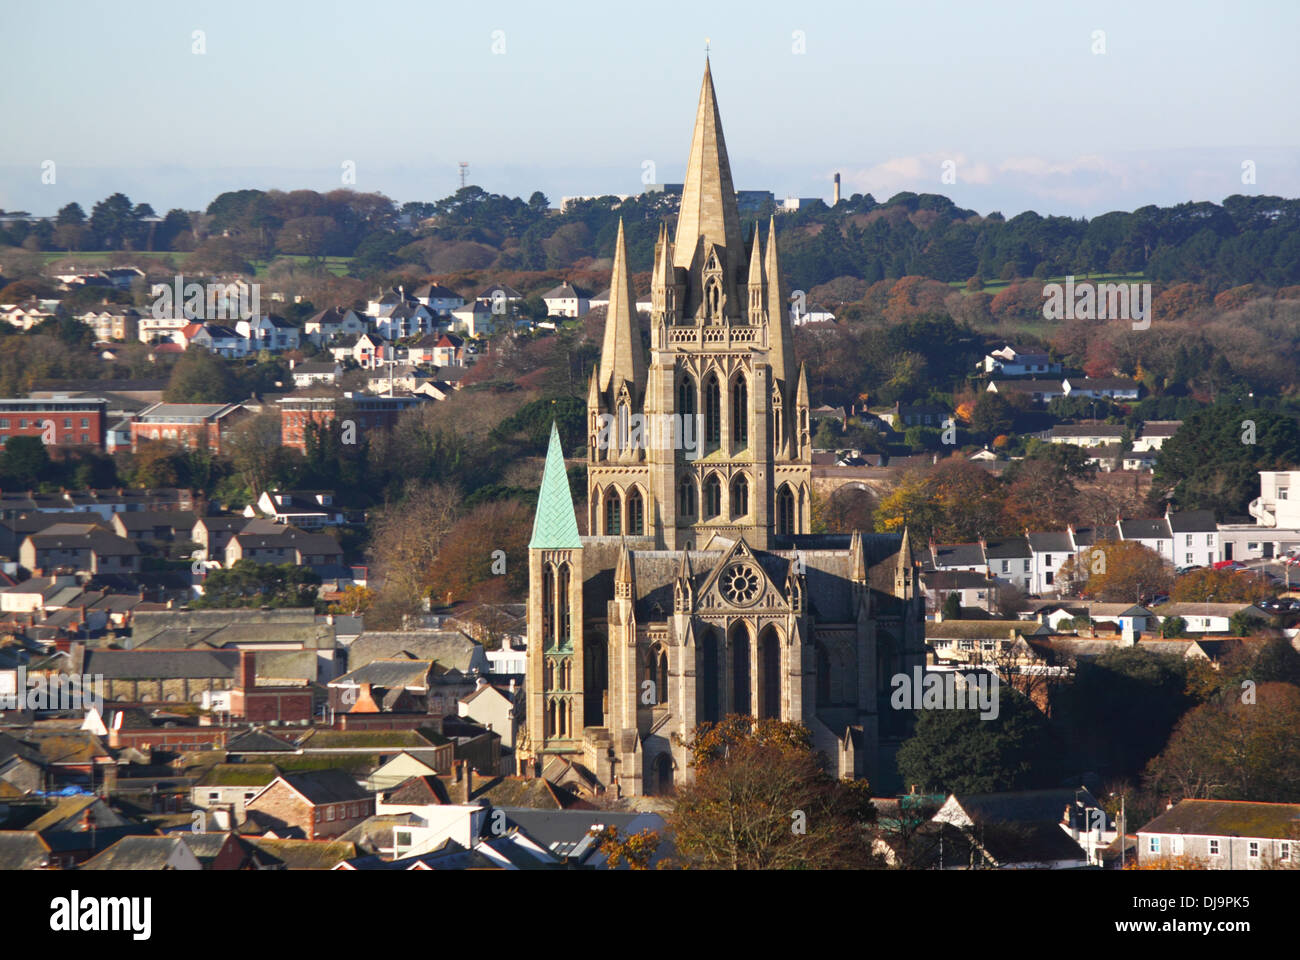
(108, 710, 123, 749)
(833, 172, 841, 206)
(238, 650, 255, 691)
(455, 760, 472, 803)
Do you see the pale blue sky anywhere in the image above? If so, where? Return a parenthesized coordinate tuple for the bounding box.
(2, 0, 1296, 217)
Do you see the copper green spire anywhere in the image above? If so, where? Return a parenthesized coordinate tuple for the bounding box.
(529, 421, 582, 550)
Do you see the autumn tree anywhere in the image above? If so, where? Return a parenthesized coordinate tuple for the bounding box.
(1145, 682, 1300, 803)
(592, 826, 662, 870)
(366, 482, 462, 628)
(1171, 567, 1275, 604)
(668, 717, 876, 869)
(1056, 539, 1171, 601)
(426, 499, 532, 606)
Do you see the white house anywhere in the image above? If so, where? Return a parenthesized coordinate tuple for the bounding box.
(1044, 423, 1125, 447)
(1026, 531, 1074, 594)
(412, 283, 465, 317)
(1131, 420, 1182, 452)
(1167, 508, 1217, 568)
(238, 315, 300, 352)
(541, 282, 590, 318)
(1152, 602, 1269, 634)
(980, 345, 1062, 377)
(1062, 377, 1141, 400)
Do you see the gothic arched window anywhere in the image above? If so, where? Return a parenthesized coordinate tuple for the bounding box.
(678, 477, 697, 516)
(604, 489, 622, 535)
(777, 484, 795, 535)
(541, 565, 555, 649)
(557, 563, 571, 648)
(704, 374, 721, 445)
(678, 375, 696, 418)
(703, 474, 722, 519)
(731, 474, 749, 519)
(731, 375, 748, 446)
(627, 488, 645, 536)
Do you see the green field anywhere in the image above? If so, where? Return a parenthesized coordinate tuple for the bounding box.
(38, 251, 354, 278)
(950, 271, 1148, 297)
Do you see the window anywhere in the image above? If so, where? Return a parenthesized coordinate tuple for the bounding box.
(19, 419, 27, 428)
(604, 491, 621, 535)
(0, 420, 7, 429)
(1001, 561, 1009, 573)
(731, 376, 748, 445)
(731, 475, 749, 519)
(1206, 534, 1213, 545)
(208, 791, 221, 801)
(1044, 554, 1052, 566)
(703, 475, 721, 519)
(1023, 560, 1030, 572)
(678, 478, 696, 516)
(959, 640, 974, 650)
(63, 418, 71, 428)
(1185, 553, 1193, 564)
(1279, 488, 1289, 500)
(1282, 842, 1291, 862)
(1045, 572, 1054, 585)
(626, 489, 644, 536)
(315, 808, 323, 823)
(1148, 836, 1160, 854)
(1185, 535, 1193, 546)
(1248, 841, 1259, 859)
(704, 374, 721, 444)
(1209, 839, 1220, 856)
(327, 805, 336, 821)
(81, 418, 89, 428)
(243, 792, 256, 801)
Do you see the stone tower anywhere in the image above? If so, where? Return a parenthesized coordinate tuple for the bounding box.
(587, 59, 812, 553)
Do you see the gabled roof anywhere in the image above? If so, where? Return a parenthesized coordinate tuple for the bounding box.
(255, 769, 371, 806)
(1138, 799, 1300, 839)
(383, 774, 450, 805)
(0, 831, 52, 869)
(1167, 509, 1217, 533)
(80, 835, 195, 870)
(242, 837, 356, 869)
(225, 728, 300, 754)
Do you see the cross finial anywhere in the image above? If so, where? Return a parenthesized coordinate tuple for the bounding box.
(705, 37, 710, 57)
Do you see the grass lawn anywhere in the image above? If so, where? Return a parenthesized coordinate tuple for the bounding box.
(950, 271, 1148, 297)
(39, 251, 354, 277)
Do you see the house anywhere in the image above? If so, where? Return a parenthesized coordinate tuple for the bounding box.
(1132, 420, 1182, 452)
(80, 835, 204, 871)
(77, 305, 141, 342)
(238, 315, 300, 352)
(328, 658, 474, 717)
(364, 364, 435, 396)
(1117, 516, 1173, 562)
(980, 345, 1061, 377)
(243, 770, 375, 840)
(1121, 449, 1158, 472)
(364, 751, 443, 792)
(1167, 508, 1218, 568)
(1151, 602, 1270, 634)
(928, 788, 1106, 869)
(986, 379, 1066, 403)
(1044, 423, 1126, 448)
(252, 490, 343, 528)
(110, 509, 197, 544)
(458, 678, 521, 750)
(1062, 377, 1142, 400)
(926, 620, 1050, 663)
(374, 302, 434, 341)
(191, 763, 282, 821)
(191, 515, 254, 560)
(922, 569, 997, 615)
(223, 524, 344, 570)
(131, 402, 248, 454)
(26, 795, 145, 866)
(888, 402, 951, 430)
(411, 283, 465, 317)
(476, 283, 523, 310)
(189, 323, 251, 358)
(541, 282, 590, 318)
(289, 360, 342, 387)
(926, 541, 987, 573)
(450, 301, 497, 337)
(303, 306, 368, 345)
(0, 831, 54, 870)
(0, 398, 108, 450)
(1026, 531, 1073, 595)
(278, 391, 424, 453)
(1, 300, 55, 330)
(982, 537, 1033, 592)
(1137, 799, 1300, 869)
(20, 523, 140, 576)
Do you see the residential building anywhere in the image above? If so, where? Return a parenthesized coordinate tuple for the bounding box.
(985, 379, 1067, 403)
(1137, 800, 1299, 869)
(131, 402, 248, 454)
(244, 770, 375, 840)
(19, 523, 140, 576)
(1062, 377, 1142, 400)
(289, 360, 343, 388)
(1132, 420, 1182, 452)
(1044, 422, 1126, 447)
(980, 345, 1062, 377)
(541, 282, 591, 318)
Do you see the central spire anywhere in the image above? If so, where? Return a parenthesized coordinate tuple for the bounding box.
(673, 60, 742, 281)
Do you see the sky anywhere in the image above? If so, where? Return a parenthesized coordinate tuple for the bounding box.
(2, 0, 1297, 219)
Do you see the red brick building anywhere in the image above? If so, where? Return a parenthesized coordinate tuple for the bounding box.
(0, 398, 107, 449)
(244, 770, 374, 840)
(278, 392, 424, 453)
(131, 402, 247, 454)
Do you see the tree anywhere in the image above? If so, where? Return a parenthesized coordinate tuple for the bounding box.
(366, 483, 462, 628)
(164, 349, 236, 404)
(592, 826, 661, 870)
(1171, 567, 1275, 604)
(1, 435, 51, 485)
(327, 584, 374, 616)
(192, 560, 321, 608)
(895, 685, 1058, 794)
(225, 411, 283, 497)
(1145, 682, 1300, 803)
(942, 591, 962, 620)
(668, 717, 876, 869)
(1056, 539, 1171, 601)
(425, 499, 532, 605)
(1160, 616, 1188, 638)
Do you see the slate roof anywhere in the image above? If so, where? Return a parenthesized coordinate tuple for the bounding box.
(948, 787, 1101, 825)
(347, 630, 480, 672)
(80, 835, 192, 870)
(931, 543, 986, 567)
(983, 538, 1031, 560)
(1027, 531, 1073, 552)
(225, 729, 300, 753)
(1167, 509, 1217, 533)
(1119, 517, 1171, 540)
(383, 775, 450, 805)
(242, 837, 356, 869)
(1137, 799, 1300, 839)
(272, 769, 371, 805)
(0, 831, 52, 869)
(332, 658, 434, 689)
(195, 763, 281, 787)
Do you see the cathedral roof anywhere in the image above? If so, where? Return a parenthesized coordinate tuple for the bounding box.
(529, 422, 581, 550)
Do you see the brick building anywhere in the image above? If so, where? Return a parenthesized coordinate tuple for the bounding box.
(131, 402, 248, 454)
(244, 770, 374, 840)
(278, 391, 424, 453)
(0, 398, 107, 450)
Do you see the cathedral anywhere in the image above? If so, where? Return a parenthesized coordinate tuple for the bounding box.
(519, 60, 925, 797)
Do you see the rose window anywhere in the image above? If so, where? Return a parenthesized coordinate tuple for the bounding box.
(721, 563, 761, 606)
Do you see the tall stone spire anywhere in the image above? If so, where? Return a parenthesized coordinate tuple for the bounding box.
(746, 221, 765, 325)
(530, 422, 582, 550)
(673, 60, 742, 286)
(598, 218, 646, 397)
(766, 215, 794, 388)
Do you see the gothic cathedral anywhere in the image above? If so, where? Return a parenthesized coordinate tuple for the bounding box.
(520, 61, 925, 796)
